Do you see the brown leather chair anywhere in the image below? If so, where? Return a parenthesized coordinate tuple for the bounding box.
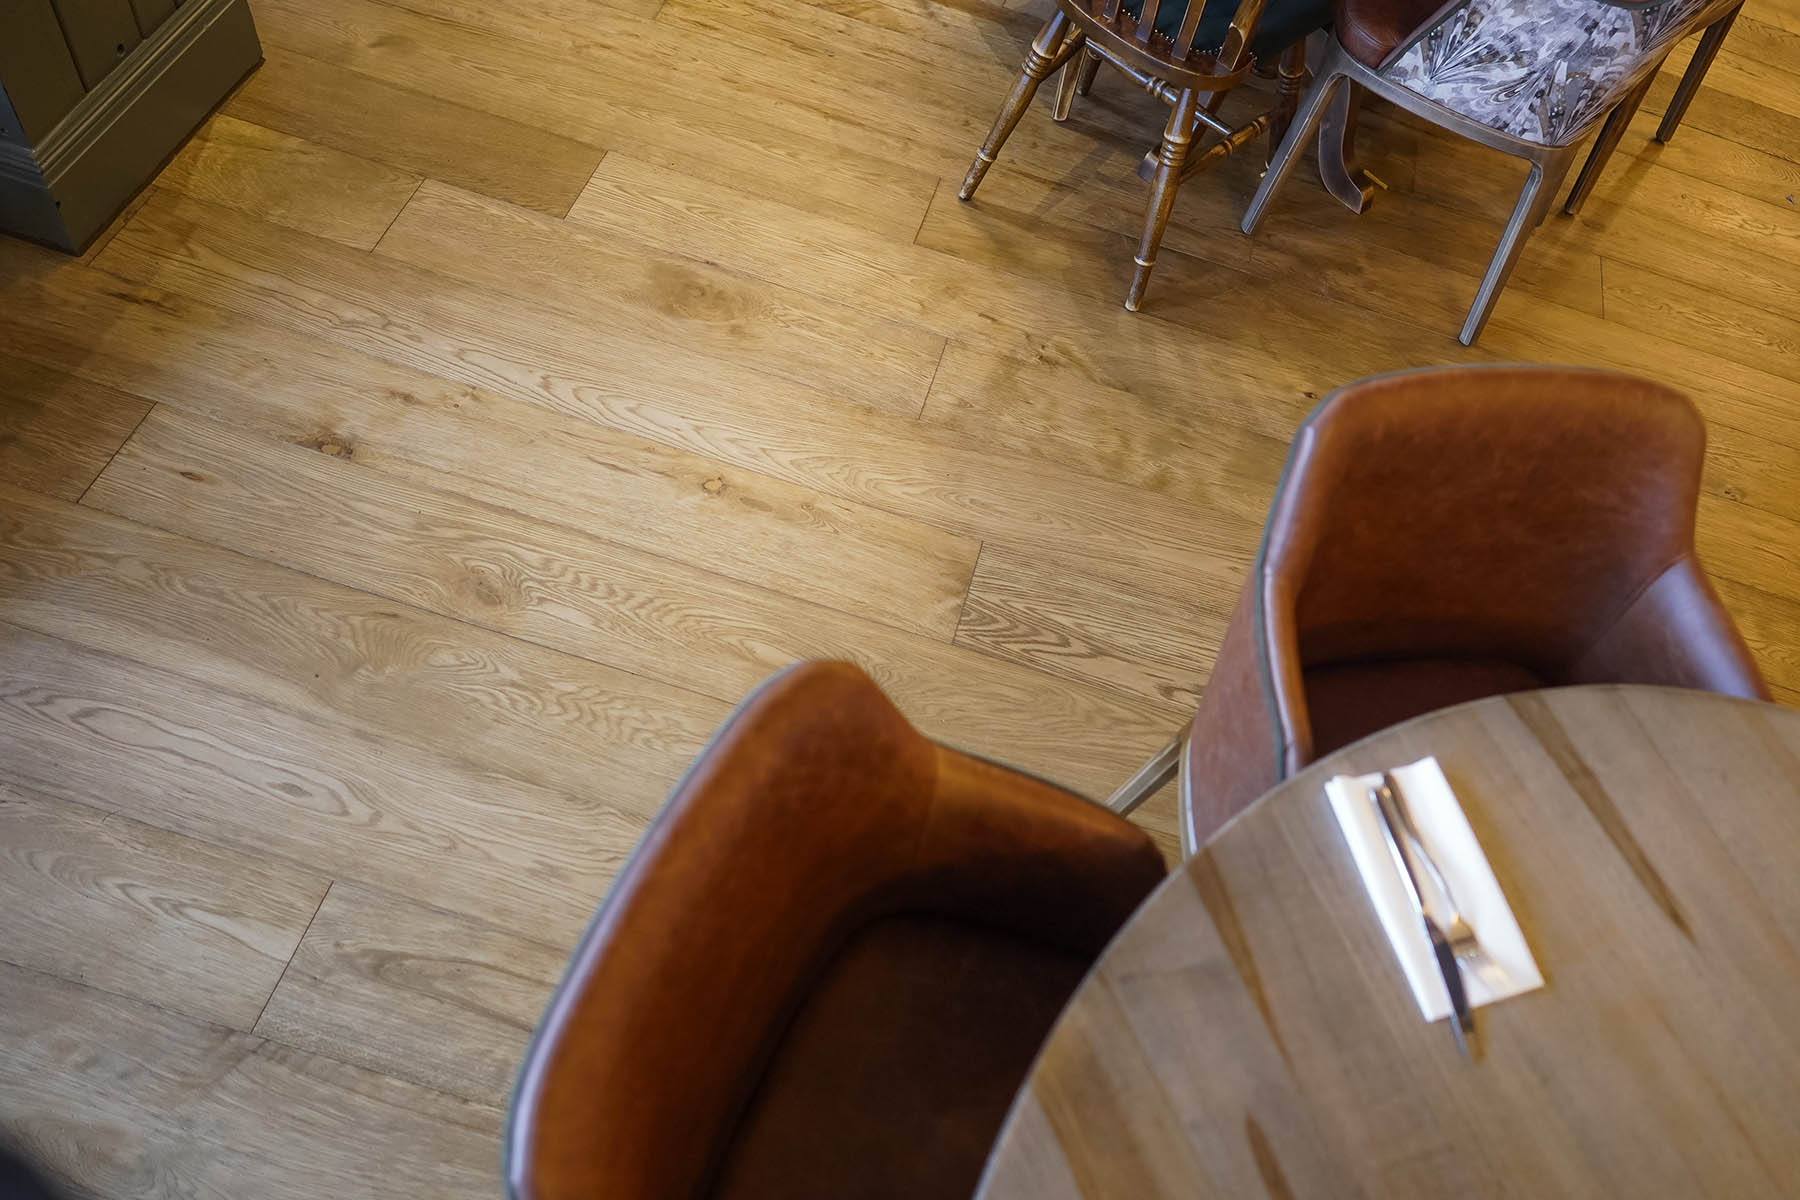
(507, 660, 1165, 1200)
(1108, 365, 1768, 854)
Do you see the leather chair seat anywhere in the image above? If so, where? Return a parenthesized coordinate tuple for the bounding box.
(711, 915, 1089, 1200)
(1123, 0, 1332, 58)
(1303, 656, 1545, 758)
(1331, 0, 1446, 66)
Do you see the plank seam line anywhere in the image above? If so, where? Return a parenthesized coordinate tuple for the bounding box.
(76, 400, 158, 506)
(370, 178, 427, 255)
(915, 339, 949, 420)
(251, 880, 334, 1034)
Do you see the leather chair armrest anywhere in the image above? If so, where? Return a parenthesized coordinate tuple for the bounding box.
(1569, 557, 1769, 700)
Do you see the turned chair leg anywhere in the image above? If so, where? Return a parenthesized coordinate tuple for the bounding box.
(1267, 42, 1310, 168)
(1564, 74, 1652, 216)
(1075, 46, 1101, 96)
(1242, 53, 1348, 235)
(1126, 87, 1199, 312)
(1318, 79, 1376, 213)
(1052, 32, 1088, 122)
(960, 12, 1073, 201)
(1658, 3, 1740, 143)
(1461, 147, 1575, 345)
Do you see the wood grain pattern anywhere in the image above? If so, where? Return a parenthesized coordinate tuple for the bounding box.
(155, 114, 423, 250)
(225, 47, 603, 216)
(0, 782, 329, 1029)
(255, 883, 566, 1105)
(0, 622, 645, 943)
(0, 962, 501, 1199)
(0, 267, 982, 642)
(373, 179, 946, 418)
(981, 687, 1800, 1197)
(0, 0, 1794, 1188)
(0, 484, 723, 814)
(89, 189, 1266, 599)
(80, 407, 1186, 812)
(0, 354, 150, 500)
(955, 542, 1223, 711)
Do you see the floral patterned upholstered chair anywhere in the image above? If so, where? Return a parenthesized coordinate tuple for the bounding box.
(1239, 0, 1742, 344)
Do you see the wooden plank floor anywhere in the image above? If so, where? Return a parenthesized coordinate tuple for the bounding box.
(1, 0, 1797, 1189)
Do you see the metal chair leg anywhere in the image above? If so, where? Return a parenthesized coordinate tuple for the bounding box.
(1052, 32, 1088, 122)
(1317, 79, 1376, 213)
(959, 12, 1072, 201)
(1565, 75, 1651, 216)
(1657, 3, 1740, 143)
(1106, 732, 1185, 816)
(1242, 54, 1348, 235)
(1126, 87, 1199, 312)
(1460, 147, 1575, 345)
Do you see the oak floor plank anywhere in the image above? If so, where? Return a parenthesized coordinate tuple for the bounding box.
(920, 342, 1295, 503)
(256, 882, 566, 1106)
(224, 46, 604, 216)
(256, 0, 944, 241)
(1602, 256, 1800, 388)
(0, 484, 723, 816)
(154, 114, 422, 250)
(89, 189, 1266, 600)
(80, 406, 1188, 814)
(955, 542, 1223, 712)
(563, 154, 1452, 425)
(373, 179, 946, 419)
(2, 0, 1796, 1188)
(0, 265, 980, 641)
(0, 621, 647, 943)
(0, 782, 330, 1030)
(0, 354, 150, 501)
(1716, 577, 1800, 698)
(0, 962, 502, 1200)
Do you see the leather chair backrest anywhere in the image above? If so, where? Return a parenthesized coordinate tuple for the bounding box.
(1263, 365, 1707, 681)
(506, 661, 1163, 1199)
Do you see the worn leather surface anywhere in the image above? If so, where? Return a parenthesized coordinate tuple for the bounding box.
(1332, 0, 1450, 65)
(1182, 365, 1768, 850)
(506, 660, 1165, 1200)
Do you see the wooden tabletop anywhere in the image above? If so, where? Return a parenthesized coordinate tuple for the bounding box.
(978, 686, 1800, 1198)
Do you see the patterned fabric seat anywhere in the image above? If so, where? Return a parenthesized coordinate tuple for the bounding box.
(1383, 0, 1725, 145)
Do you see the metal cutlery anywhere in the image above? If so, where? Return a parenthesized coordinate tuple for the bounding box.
(1371, 773, 1476, 1055)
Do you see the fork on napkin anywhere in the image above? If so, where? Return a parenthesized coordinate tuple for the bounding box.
(1325, 756, 1543, 1028)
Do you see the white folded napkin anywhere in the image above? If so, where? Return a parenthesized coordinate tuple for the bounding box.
(1325, 756, 1543, 1022)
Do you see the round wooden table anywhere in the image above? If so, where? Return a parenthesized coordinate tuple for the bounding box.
(977, 685, 1800, 1198)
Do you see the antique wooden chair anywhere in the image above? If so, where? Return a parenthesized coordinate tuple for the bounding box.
(958, 0, 1329, 311)
(1241, 0, 1743, 343)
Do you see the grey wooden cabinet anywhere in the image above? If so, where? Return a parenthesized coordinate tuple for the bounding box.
(0, 0, 261, 252)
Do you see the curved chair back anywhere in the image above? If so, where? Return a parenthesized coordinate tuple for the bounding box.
(1181, 366, 1766, 851)
(1065, 0, 1273, 88)
(508, 661, 1164, 1199)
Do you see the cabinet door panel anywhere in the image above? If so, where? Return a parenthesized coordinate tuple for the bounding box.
(0, 0, 87, 142)
(49, 0, 144, 90)
(129, 0, 177, 37)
